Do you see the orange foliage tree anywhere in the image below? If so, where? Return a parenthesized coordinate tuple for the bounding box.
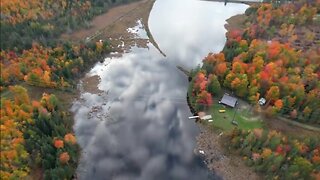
(1, 86, 79, 178)
(59, 152, 70, 164)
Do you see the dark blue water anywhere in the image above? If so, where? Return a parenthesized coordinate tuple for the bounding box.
(72, 0, 248, 179)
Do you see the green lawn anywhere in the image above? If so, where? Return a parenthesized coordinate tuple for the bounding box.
(206, 103, 264, 131)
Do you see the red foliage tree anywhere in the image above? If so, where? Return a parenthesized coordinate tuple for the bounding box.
(196, 91, 213, 107)
(59, 152, 70, 164)
(54, 139, 64, 149)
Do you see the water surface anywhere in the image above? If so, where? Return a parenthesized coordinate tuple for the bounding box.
(72, 0, 248, 179)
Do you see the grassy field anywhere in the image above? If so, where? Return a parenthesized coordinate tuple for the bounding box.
(205, 103, 264, 131)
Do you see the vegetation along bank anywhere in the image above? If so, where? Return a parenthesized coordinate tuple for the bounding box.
(189, 1, 320, 179)
(0, 0, 140, 179)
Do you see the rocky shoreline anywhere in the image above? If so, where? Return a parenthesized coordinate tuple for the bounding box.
(69, 0, 260, 178)
(188, 90, 260, 179)
(190, 12, 262, 179)
(195, 123, 260, 180)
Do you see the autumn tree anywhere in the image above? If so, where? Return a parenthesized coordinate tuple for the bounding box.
(59, 152, 70, 164)
(64, 133, 76, 145)
(207, 74, 221, 96)
(195, 90, 213, 111)
(274, 99, 283, 111)
(193, 71, 207, 93)
(191, 0, 320, 124)
(266, 86, 280, 103)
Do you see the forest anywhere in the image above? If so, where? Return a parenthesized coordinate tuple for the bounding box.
(227, 128, 320, 179)
(0, 0, 138, 179)
(190, 1, 320, 124)
(1, 86, 78, 179)
(1, 0, 320, 179)
(189, 0, 320, 179)
(1, 0, 138, 50)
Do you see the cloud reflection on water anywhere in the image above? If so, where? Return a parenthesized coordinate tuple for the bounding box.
(72, 0, 248, 179)
(149, 0, 248, 69)
(72, 46, 217, 179)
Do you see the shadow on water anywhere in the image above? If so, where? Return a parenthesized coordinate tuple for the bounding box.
(72, 0, 248, 179)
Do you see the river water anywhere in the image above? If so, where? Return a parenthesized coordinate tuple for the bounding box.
(71, 0, 248, 179)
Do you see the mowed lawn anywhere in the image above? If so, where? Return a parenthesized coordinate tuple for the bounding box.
(206, 103, 264, 131)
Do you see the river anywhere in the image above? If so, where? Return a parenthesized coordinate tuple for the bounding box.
(71, 0, 248, 179)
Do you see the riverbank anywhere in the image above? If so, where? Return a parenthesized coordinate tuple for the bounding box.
(55, 0, 157, 112)
(191, 106, 262, 179)
(74, 1, 260, 179)
(65, 1, 263, 179)
(196, 123, 260, 180)
(61, 0, 164, 55)
(189, 1, 320, 179)
(0, 0, 159, 179)
(28, 1, 157, 178)
(70, 0, 157, 106)
(189, 10, 263, 179)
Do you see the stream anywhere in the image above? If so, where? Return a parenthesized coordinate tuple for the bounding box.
(71, 0, 248, 179)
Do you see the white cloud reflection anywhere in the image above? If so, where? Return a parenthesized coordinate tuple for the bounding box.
(72, 0, 248, 179)
(149, 0, 248, 69)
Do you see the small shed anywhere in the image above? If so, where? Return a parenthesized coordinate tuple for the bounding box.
(259, 98, 266, 106)
(220, 94, 238, 108)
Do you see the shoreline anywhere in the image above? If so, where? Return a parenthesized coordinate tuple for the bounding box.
(65, 0, 259, 179)
(68, 0, 157, 104)
(195, 124, 261, 180)
(61, 0, 149, 41)
(61, 0, 165, 56)
(187, 90, 261, 179)
(188, 12, 262, 179)
(65, 0, 171, 178)
(55, 1, 157, 178)
(189, 2, 320, 180)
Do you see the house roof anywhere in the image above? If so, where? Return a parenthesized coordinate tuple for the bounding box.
(220, 94, 238, 108)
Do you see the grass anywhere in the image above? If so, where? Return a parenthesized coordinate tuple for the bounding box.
(206, 103, 264, 131)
